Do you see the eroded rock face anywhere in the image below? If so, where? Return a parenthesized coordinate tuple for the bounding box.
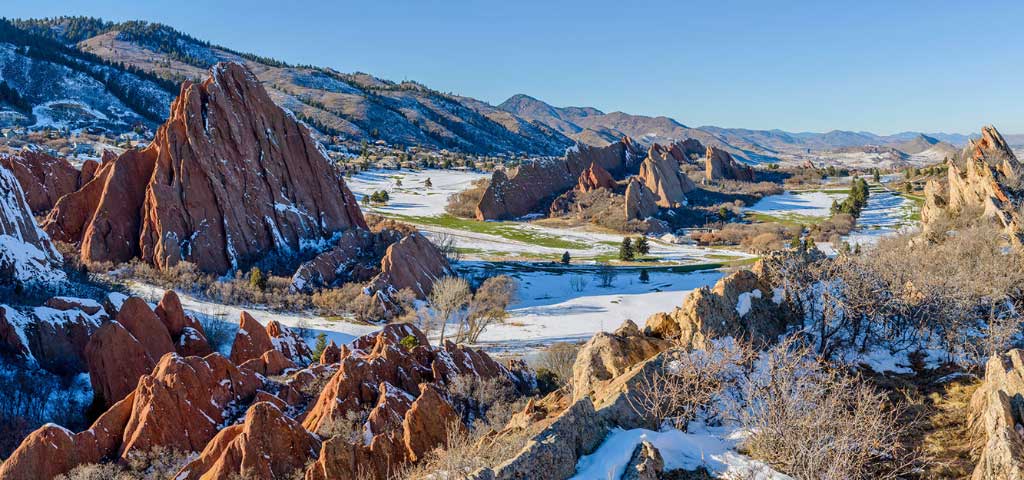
(476, 138, 639, 220)
(637, 144, 694, 209)
(368, 233, 454, 300)
(969, 349, 1024, 480)
(0, 151, 85, 214)
(0, 163, 65, 286)
(43, 62, 366, 273)
(290, 228, 400, 293)
(922, 125, 1024, 247)
(303, 324, 512, 479)
(644, 269, 790, 349)
(572, 320, 670, 401)
(624, 177, 659, 221)
(577, 162, 617, 192)
(175, 402, 320, 480)
(230, 312, 311, 366)
(0, 300, 106, 374)
(623, 440, 664, 480)
(705, 145, 754, 182)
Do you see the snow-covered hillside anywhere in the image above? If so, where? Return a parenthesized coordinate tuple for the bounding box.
(0, 164, 64, 287)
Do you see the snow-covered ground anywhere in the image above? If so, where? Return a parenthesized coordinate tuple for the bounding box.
(346, 168, 489, 217)
(840, 186, 916, 247)
(573, 426, 789, 480)
(464, 263, 723, 352)
(744, 190, 847, 219)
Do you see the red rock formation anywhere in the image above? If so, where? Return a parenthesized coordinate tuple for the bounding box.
(668, 139, 705, 164)
(476, 138, 639, 220)
(0, 392, 136, 480)
(368, 233, 454, 300)
(705, 145, 754, 182)
(86, 321, 159, 406)
(230, 312, 312, 367)
(637, 144, 695, 209)
(0, 300, 106, 374)
(577, 162, 617, 192)
(0, 151, 84, 214)
(154, 290, 212, 357)
(175, 402, 319, 480)
(320, 340, 341, 364)
(116, 297, 175, 361)
(240, 348, 297, 376)
(624, 177, 659, 221)
(403, 383, 465, 462)
(290, 228, 400, 293)
(43, 62, 367, 273)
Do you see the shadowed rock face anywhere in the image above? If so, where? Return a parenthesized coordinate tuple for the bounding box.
(475, 137, 639, 220)
(368, 233, 454, 300)
(577, 162, 617, 192)
(922, 125, 1024, 247)
(42, 62, 367, 274)
(0, 163, 64, 286)
(0, 151, 94, 214)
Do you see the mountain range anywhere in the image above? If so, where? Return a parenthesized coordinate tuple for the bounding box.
(0, 16, 1015, 162)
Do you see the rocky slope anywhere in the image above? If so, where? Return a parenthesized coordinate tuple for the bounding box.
(43, 62, 367, 274)
(969, 349, 1024, 480)
(0, 162, 64, 287)
(0, 151, 97, 214)
(921, 125, 1024, 247)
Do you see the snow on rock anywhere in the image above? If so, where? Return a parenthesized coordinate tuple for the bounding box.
(0, 163, 65, 287)
(735, 289, 762, 317)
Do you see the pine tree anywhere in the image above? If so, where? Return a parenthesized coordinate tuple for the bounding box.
(561, 251, 571, 265)
(635, 236, 650, 256)
(312, 333, 327, 362)
(805, 236, 817, 251)
(639, 269, 650, 283)
(619, 238, 635, 261)
(248, 267, 267, 291)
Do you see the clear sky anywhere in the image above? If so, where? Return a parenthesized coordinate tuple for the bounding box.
(5, 0, 1023, 134)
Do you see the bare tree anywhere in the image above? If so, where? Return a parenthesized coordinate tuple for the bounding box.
(460, 275, 517, 344)
(429, 276, 471, 344)
(433, 232, 461, 264)
(535, 342, 579, 392)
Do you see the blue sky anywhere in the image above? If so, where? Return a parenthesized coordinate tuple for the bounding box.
(6, 0, 1023, 134)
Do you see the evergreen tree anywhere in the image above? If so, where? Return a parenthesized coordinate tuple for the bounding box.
(639, 269, 650, 283)
(248, 267, 267, 291)
(561, 251, 571, 265)
(790, 234, 803, 250)
(312, 333, 327, 362)
(619, 237, 635, 261)
(635, 236, 650, 256)
(805, 236, 817, 251)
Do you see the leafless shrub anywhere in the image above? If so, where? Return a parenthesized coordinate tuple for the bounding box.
(445, 178, 490, 218)
(55, 447, 193, 480)
(735, 340, 917, 480)
(319, 408, 370, 442)
(0, 365, 90, 458)
(459, 276, 517, 344)
(533, 342, 579, 391)
(433, 232, 462, 264)
(196, 309, 237, 354)
(569, 275, 588, 292)
(629, 340, 754, 431)
(429, 276, 471, 343)
(595, 264, 617, 288)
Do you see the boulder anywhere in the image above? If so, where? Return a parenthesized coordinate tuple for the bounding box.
(43, 62, 367, 273)
(229, 312, 277, 365)
(705, 145, 754, 182)
(85, 321, 159, 407)
(115, 297, 175, 361)
(0, 151, 84, 214)
(644, 269, 790, 350)
(320, 340, 341, 364)
(240, 348, 297, 376)
(637, 144, 694, 209)
(368, 233, 454, 300)
(969, 349, 1024, 480)
(175, 402, 320, 480)
(623, 440, 664, 480)
(0, 163, 65, 286)
(572, 320, 671, 401)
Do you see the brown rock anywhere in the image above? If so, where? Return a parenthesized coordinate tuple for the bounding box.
(44, 297, 103, 316)
(970, 349, 1024, 480)
(403, 383, 464, 462)
(230, 311, 276, 366)
(0, 164, 64, 284)
(320, 340, 341, 364)
(266, 320, 313, 364)
(290, 228, 399, 293)
(116, 297, 175, 361)
(85, 321, 158, 406)
(240, 348, 297, 376)
(577, 162, 616, 192)
(368, 233, 454, 300)
(0, 151, 83, 214)
(705, 145, 754, 182)
(367, 382, 415, 436)
(44, 62, 367, 273)
(0, 301, 105, 374)
(175, 402, 319, 480)
(154, 290, 188, 337)
(572, 320, 670, 401)
(623, 441, 664, 480)
(624, 177, 659, 221)
(176, 326, 213, 357)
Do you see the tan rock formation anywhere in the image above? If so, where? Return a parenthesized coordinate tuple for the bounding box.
(921, 125, 1024, 247)
(969, 349, 1024, 480)
(571, 320, 671, 401)
(705, 145, 754, 182)
(637, 144, 694, 209)
(623, 440, 664, 480)
(42, 62, 366, 273)
(624, 177, 659, 220)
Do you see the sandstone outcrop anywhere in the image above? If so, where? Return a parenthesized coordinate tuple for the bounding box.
(921, 125, 1024, 247)
(577, 162, 617, 192)
(0, 299, 107, 374)
(476, 138, 639, 220)
(175, 402, 320, 480)
(644, 269, 790, 349)
(572, 320, 670, 401)
(0, 151, 88, 214)
(230, 312, 312, 366)
(303, 324, 513, 479)
(969, 349, 1024, 480)
(705, 145, 754, 182)
(623, 440, 664, 480)
(290, 228, 400, 293)
(0, 163, 65, 286)
(624, 177, 659, 221)
(155, 290, 213, 357)
(42, 62, 367, 273)
(368, 232, 454, 300)
(637, 144, 695, 209)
